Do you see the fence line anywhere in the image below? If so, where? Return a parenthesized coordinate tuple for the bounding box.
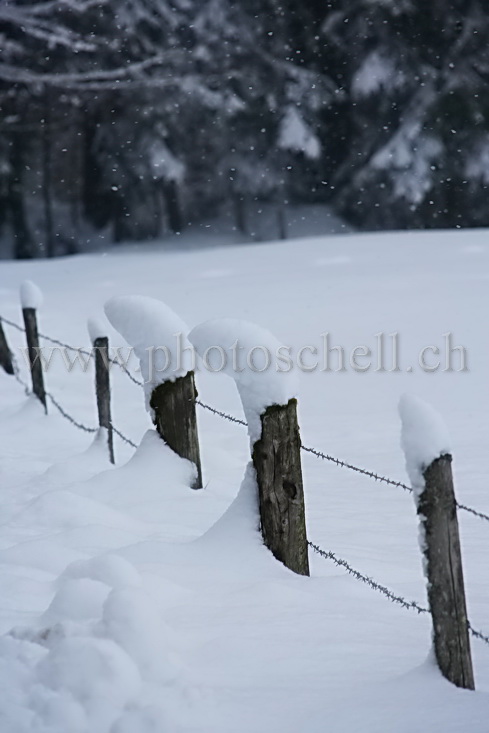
(2, 317, 489, 650)
(196, 400, 489, 525)
(46, 392, 98, 434)
(3, 316, 489, 525)
(1, 315, 143, 386)
(10, 343, 137, 449)
(308, 542, 489, 647)
(111, 423, 138, 449)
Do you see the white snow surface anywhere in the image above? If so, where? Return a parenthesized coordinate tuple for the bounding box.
(189, 318, 297, 443)
(20, 279, 43, 309)
(0, 228, 488, 731)
(399, 393, 451, 496)
(104, 295, 192, 409)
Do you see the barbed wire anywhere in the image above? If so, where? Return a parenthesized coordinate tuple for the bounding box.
(196, 401, 489, 525)
(468, 623, 489, 645)
(308, 541, 429, 614)
(47, 392, 137, 447)
(46, 391, 98, 434)
(196, 399, 247, 427)
(46, 388, 139, 448)
(4, 316, 489, 524)
(0, 316, 143, 386)
(111, 423, 138, 449)
(301, 443, 412, 492)
(4, 317, 489, 646)
(307, 541, 489, 646)
(7, 334, 137, 447)
(38, 328, 144, 387)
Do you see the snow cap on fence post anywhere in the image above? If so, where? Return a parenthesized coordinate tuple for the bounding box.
(87, 316, 108, 345)
(189, 318, 309, 576)
(104, 295, 202, 488)
(20, 279, 47, 412)
(398, 393, 474, 690)
(189, 318, 297, 444)
(399, 393, 451, 496)
(104, 295, 192, 408)
(20, 280, 43, 310)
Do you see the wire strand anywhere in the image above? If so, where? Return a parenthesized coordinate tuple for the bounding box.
(3, 318, 488, 647)
(196, 400, 489, 524)
(307, 541, 489, 646)
(4, 316, 489, 523)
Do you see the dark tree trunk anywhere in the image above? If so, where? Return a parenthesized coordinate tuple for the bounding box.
(42, 93, 55, 258)
(277, 203, 287, 240)
(164, 179, 183, 233)
(9, 134, 34, 260)
(233, 193, 248, 235)
(82, 112, 113, 230)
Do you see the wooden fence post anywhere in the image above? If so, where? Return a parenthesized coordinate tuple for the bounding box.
(149, 372, 203, 489)
(0, 318, 14, 375)
(93, 336, 115, 465)
(252, 398, 309, 576)
(104, 295, 204, 490)
(418, 453, 475, 689)
(22, 307, 47, 412)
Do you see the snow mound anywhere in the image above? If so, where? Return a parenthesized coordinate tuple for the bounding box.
(189, 318, 297, 443)
(20, 280, 43, 310)
(399, 393, 451, 495)
(1, 554, 182, 732)
(60, 554, 141, 591)
(104, 295, 192, 410)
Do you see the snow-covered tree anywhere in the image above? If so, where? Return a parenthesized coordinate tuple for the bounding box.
(322, 0, 489, 229)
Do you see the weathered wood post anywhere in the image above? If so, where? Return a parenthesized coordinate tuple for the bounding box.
(418, 454, 474, 689)
(104, 295, 203, 489)
(189, 318, 309, 575)
(252, 398, 309, 576)
(150, 372, 202, 489)
(20, 281, 47, 412)
(94, 337, 115, 464)
(88, 320, 114, 464)
(399, 394, 474, 690)
(0, 318, 14, 375)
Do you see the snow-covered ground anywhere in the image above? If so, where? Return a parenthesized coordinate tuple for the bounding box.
(0, 228, 488, 731)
